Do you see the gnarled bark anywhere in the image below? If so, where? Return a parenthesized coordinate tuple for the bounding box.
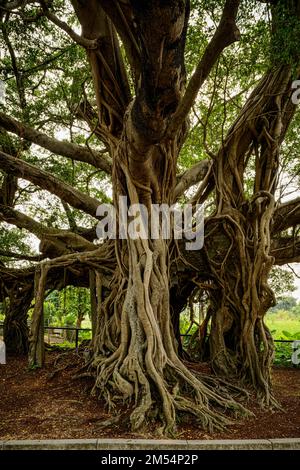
(3, 283, 33, 355)
(204, 61, 299, 402)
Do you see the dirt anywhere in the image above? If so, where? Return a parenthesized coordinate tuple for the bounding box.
(0, 351, 299, 441)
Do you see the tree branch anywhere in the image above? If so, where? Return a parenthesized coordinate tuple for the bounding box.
(61, 200, 77, 232)
(0, 111, 112, 173)
(273, 197, 300, 234)
(40, 1, 100, 49)
(70, 0, 131, 139)
(1, 18, 27, 111)
(0, 1, 37, 11)
(0, 249, 43, 262)
(271, 236, 300, 266)
(0, 203, 51, 237)
(0, 204, 96, 258)
(174, 159, 211, 199)
(0, 150, 100, 217)
(98, 0, 141, 85)
(167, 0, 241, 136)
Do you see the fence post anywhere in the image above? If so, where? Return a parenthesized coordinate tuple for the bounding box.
(36, 311, 45, 367)
(89, 270, 97, 339)
(75, 328, 79, 350)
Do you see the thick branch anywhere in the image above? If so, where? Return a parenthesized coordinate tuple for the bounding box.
(0, 249, 43, 261)
(129, 0, 190, 144)
(98, 0, 141, 85)
(71, 0, 131, 139)
(167, 0, 241, 135)
(0, 111, 112, 173)
(0, 150, 100, 217)
(0, 204, 96, 258)
(0, 203, 55, 237)
(273, 197, 300, 234)
(271, 236, 300, 265)
(40, 2, 100, 49)
(175, 159, 210, 198)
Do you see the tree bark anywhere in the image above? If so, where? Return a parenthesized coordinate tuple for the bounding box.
(90, 138, 246, 434)
(4, 0, 300, 434)
(3, 284, 33, 355)
(204, 62, 298, 403)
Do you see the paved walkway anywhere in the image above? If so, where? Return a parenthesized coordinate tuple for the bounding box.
(1, 438, 299, 450)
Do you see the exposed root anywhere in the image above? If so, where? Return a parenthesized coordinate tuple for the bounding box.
(95, 415, 121, 429)
(89, 231, 252, 435)
(72, 372, 95, 380)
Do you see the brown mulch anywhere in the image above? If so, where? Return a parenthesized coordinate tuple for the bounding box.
(0, 351, 299, 441)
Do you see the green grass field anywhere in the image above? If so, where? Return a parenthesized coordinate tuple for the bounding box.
(265, 312, 300, 339)
(265, 311, 300, 366)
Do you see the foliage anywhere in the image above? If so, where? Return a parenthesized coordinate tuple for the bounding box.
(269, 267, 296, 297)
(272, 329, 300, 367)
(266, 302, 300, 366)
(269, 296, 298, 313)
(0, 225, 35, 266)
(42, 287, 91, 327)
(266, 309, 300, 339)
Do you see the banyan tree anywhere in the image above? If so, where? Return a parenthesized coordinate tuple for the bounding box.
(0, 0, 300, 433)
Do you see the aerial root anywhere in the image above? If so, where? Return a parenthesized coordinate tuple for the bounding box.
(90, 348, 253, 436)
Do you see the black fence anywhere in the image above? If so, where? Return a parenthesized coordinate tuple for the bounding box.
(44, 325, 92, 349)
(1, 323, 298, 350)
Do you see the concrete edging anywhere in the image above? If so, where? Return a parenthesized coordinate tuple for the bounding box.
(0, 438, 299, 450)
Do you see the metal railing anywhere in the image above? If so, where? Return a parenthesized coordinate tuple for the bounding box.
(0, 323, 299, 350)
(44, 325, 92, 349)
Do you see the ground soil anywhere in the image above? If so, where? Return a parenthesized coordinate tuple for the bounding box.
(0, 351, 299, 441)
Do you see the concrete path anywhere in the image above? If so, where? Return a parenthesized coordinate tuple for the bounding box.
(1, 438, 300, 450)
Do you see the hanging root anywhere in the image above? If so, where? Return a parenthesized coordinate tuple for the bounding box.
(89, 236, 252, 436)
(90, 330, 253, 436)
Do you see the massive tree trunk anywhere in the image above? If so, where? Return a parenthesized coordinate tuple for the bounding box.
(90, 117, 245, 434)
(3, 284, 33, 355)
(184, 0, 300, 399)
(204, 62, 298, 403)
(73, 0, 245, 434)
